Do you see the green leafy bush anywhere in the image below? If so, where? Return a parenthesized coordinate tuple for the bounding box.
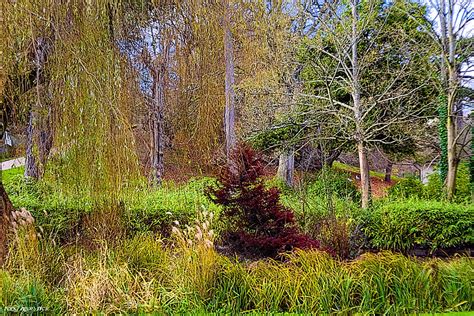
(425, 162, 471, 202)
(307, 167, 360, 202)
(360, 200, 474, 251)
(388, 176, 425, 199)
(126, 177, 222, 236)
(3, 173, 221, 240)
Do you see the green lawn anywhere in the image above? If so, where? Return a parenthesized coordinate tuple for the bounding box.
(1, 166, 24, 183)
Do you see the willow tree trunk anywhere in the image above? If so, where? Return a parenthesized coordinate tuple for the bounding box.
(223, 0, 236, 159)
(0, 182, 14, 266)
(24, 37, 51, 179)
(277, 150, 294, 187)
(150, 63, 165, 187)
(24, 110, 39, 179)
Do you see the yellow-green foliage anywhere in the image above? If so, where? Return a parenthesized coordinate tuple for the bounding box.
(1, 0, 141, 207)
(1, 234, 472, 314)
(46, 1, 140, 204)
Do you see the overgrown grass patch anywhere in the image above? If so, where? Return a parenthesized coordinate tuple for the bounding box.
(1, 237, 472, 314)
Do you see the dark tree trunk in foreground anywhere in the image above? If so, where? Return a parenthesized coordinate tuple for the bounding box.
(0, 182, 14, 266)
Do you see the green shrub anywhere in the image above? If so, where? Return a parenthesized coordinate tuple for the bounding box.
(360, 200, 474, 251)
(125, 177, 222, 236)
(306, 167, 360, 202)
(425, 162, 471, 202)
(3, 174, 221, 240)
(388, 176, 425, 199)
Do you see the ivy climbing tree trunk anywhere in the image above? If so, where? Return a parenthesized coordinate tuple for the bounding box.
(445, 1, 459, 201)
(438, 0, 448, 186)
(438, 95, 448, 184)
(223, 0, 236, 160)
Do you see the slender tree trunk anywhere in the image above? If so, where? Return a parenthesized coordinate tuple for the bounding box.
(470, 123, 474, 202)
(38, 106, 53, 175)
(277, 149, 294, 187)
(150, 63, 165, 187)
(446, 100, 457, 199)
(24, 110, 38, 179)
(24, 37, 50, 179)
(384, 161, 393, 183)
(358, 142, 371, 208)
(445, 2, 458, 200)
(351, 0, 370, 208)
(0, 182, 14, 266)
(223, 0, 236, 159)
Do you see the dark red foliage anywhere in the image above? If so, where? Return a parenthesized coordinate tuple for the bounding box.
(207, 144, 326, 258)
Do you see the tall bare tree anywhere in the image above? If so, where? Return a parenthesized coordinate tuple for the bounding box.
(298, 0, 436, 207)
(223, 0, 236, 159)
(432, 0, 473, 200)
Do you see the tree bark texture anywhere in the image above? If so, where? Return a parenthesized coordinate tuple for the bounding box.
(445, 2, 458, 201)
(150, 60, 166, 186)
(223, 0, 236, 159)
(24, 110, 39, 179)
(384, 161, 393, 183)
(351, 0, 371, 208)
(0, 182, 14, 266)
(277, 150, 295, 187)
(358, 142, 371, 208)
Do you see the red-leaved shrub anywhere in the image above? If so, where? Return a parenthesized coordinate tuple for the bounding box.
(207, 144, 328, 258)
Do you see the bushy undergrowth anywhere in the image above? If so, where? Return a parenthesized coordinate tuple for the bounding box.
(3, 171, 221, 241)
(388, 176, 425, 199)
(4, 166, 472, 258)
(2, 165, 473, 314)
(389, 162, 472, 203)
(1, 234, 472, 314)
(360, 200, 474, 252)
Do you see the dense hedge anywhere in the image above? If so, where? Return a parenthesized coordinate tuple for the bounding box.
(360, 200, 474, 252)
(3, 172, 221, 240)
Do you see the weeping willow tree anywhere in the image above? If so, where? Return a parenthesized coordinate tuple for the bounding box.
(1, 0, 140, 206)
(236, 1, 301, 185)
(169, 0, 226, 169)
